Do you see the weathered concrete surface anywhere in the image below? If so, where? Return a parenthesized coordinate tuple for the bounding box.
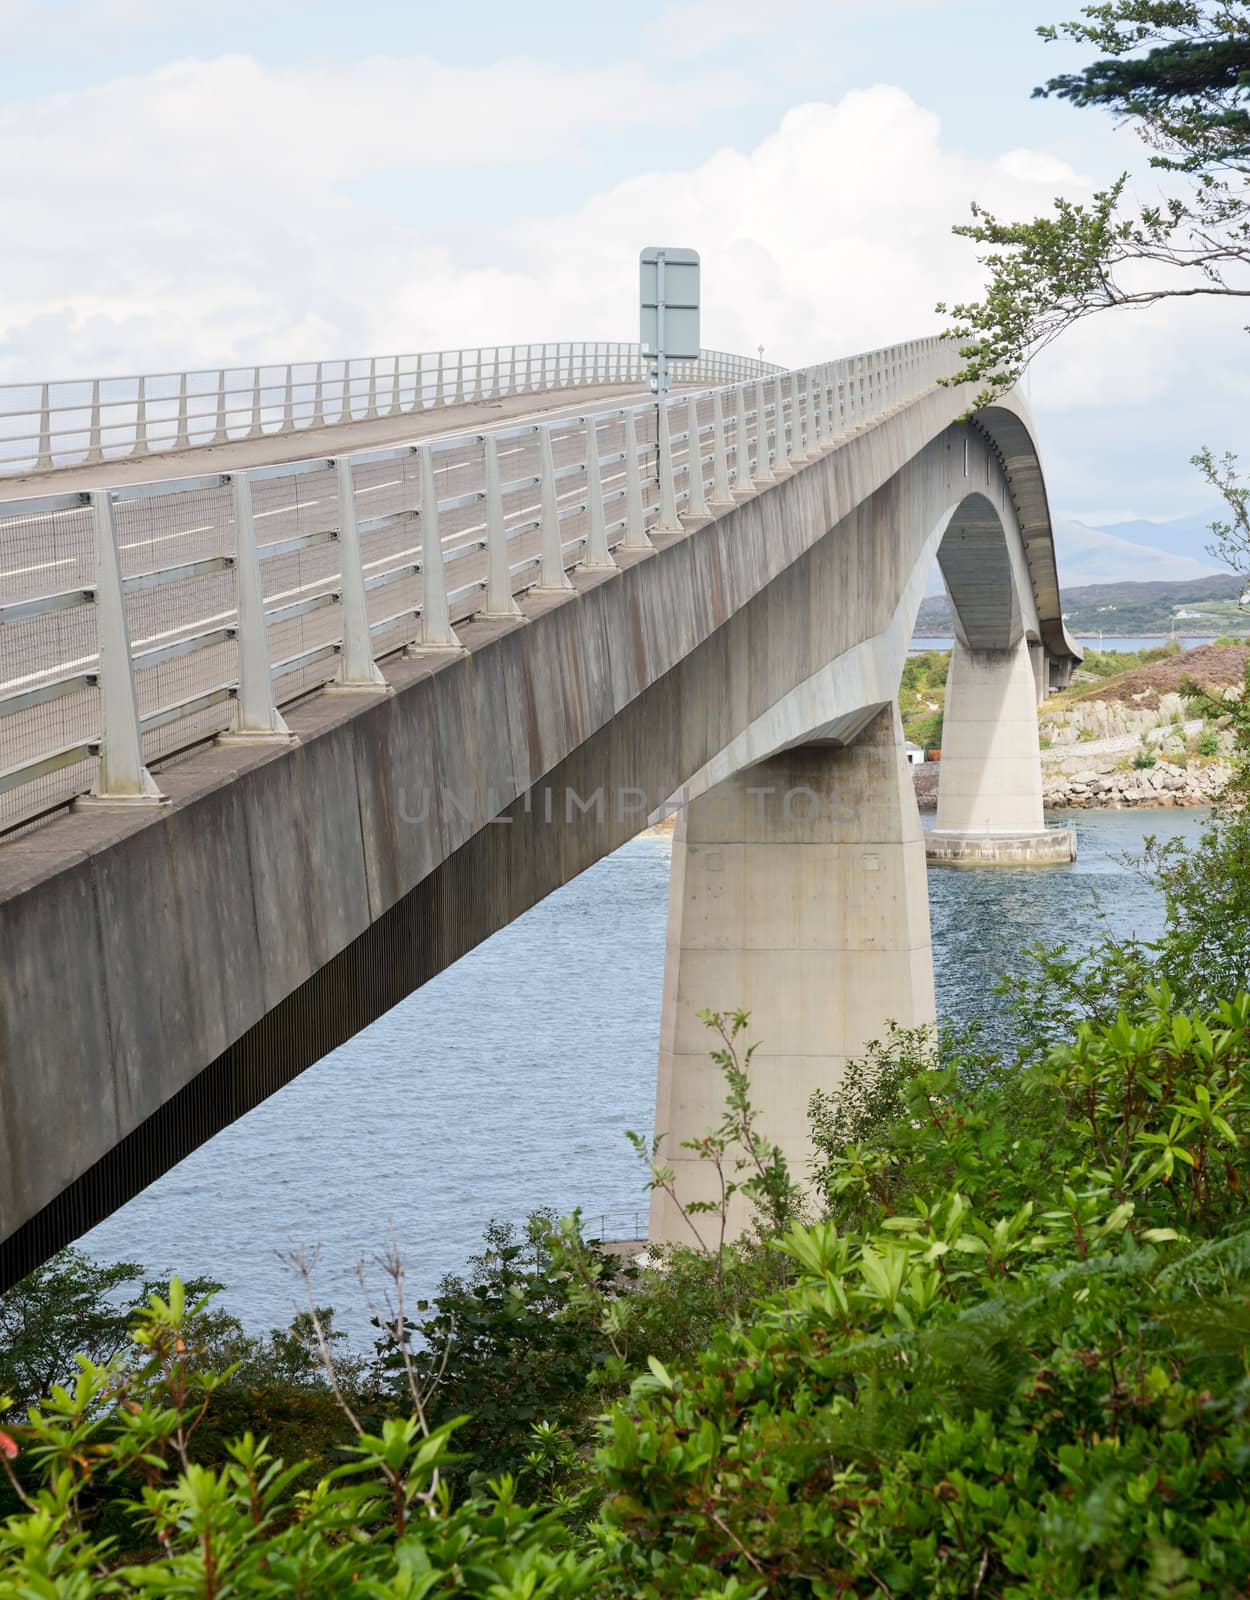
(0, 380, 1076, 1284)
(650, 710, 934, 1243)
(925, 828, 1076, 866)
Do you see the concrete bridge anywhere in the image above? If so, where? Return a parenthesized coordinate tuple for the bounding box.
(0, 336, 1078, 1283)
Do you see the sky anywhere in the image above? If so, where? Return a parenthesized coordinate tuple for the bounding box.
(1, 0, 1246, 527)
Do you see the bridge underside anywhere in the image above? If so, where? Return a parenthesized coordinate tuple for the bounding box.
(0, 385, 1074, 1284)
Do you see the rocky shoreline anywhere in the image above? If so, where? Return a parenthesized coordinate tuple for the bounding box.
(1041, 760, 1229, 809)
(911, 754, 1229, 811)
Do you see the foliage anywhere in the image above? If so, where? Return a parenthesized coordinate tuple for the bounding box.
(595, 989, 1250, 1596)
(1197, 724, 1223, 751)
(899, 649, 949, 746)
(1135, 747, 1159, 767)
(0, 1280, 594, 1598)
(0, 1253, 286, 1422)
(1073, 641, 1182, 681)
(631, 1010, 804, 1277)
(1194, 446, 1250, 578)
(368, 1214, 624, 1493)
(937, 1, 1250, 413)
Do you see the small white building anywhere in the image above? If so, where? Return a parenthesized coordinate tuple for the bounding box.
(904, 741, 925, 766)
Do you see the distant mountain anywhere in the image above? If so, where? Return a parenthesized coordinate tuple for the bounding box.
(1052, 517, 1222, 587)
(1084, 512, 1219, 564)
(916, 572, 1247, 637)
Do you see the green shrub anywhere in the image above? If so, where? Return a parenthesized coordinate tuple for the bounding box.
(597, 991, 1250, 1597)
(1134, 749, 1157, 768)
(1197, 727, 1221, 756)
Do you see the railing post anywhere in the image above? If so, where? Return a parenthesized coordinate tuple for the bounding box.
(480, 432, 523, 618)
(434, 352, 444, 409)
(754, 381, 777, 484)
(621, 410, 653, 550)
(36, 382, 53, 469)
(249, 366, 263, 438)
(507, 347, 517, 396)
(580, 415, 617, 569)
(312, 363, 325, 427)
(684, 396, 710, 519)
(454, 351, 466, 405)
(524, 346, 534, 393)
(213, 370, 228, 444)
(773, 375, 790, 471)
(87, 379, 103, 463)
(490, 347, 501, 398)
(390, 357, 401, 416)
(788, 373, 809, 464)
(84, 490, 164, 805)
(709, 390, 733, 508)
(809, 367, 825, 452)
(282, 364, 294, 432)
(473, 349, 483, 402)
(331, 457, 389, 692)
(134, 375, 148, 457)
(412, 354, 425, 413)
(409, 445, 462, 651)
(733, 384, 755, 496)
(535, 424, 574, 590)
(175, 372, 190, 449)
(225, 473, 293, 741)
(365, 356, 379, 420)
(654, 397, 683, 534)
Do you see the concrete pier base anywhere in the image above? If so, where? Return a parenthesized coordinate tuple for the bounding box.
(925, 826, 1075, 866)
(650, 707, 934, 1245)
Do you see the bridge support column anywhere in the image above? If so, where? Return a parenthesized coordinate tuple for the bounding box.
(650, 708, 934, 1244)
(926, 636, 1075, 866)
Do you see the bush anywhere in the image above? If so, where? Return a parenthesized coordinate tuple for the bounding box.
(1134, 749, 1157, 768)
(598, 991, 1250, 1597)
(1197, 727, 1222, 756)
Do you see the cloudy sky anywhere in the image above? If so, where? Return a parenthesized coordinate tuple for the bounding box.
(2, 0, 1246, 526)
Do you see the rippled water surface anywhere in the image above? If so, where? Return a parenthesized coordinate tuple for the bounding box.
(81, 806, 1209, 1338)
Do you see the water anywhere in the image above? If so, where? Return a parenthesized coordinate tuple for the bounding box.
(80, 807, 1209, 1341)
(910, 635, 1213, 654)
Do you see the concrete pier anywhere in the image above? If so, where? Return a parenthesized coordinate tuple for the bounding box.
(927, 636, 1075, 866)
(651, 708, 934, 1243)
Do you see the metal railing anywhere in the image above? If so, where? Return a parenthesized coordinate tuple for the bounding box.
(0, 342, 780, 477)
(0, 337, 958, 837)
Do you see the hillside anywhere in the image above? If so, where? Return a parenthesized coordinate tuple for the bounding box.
(916, 572, 1248, 637)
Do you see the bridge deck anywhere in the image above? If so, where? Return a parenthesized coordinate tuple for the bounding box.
(0, 382, 654, 500)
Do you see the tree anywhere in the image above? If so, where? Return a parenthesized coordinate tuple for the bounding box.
(938, 4, 1250, 578)
(939, 2, 1250, 398)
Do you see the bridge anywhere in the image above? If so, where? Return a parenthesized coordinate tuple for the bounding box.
(0, 334, 1078, 1282)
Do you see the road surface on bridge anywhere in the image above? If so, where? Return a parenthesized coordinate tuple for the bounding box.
(0, 379, 658, 501)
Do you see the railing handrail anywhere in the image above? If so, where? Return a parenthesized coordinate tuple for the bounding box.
(0, 341, 775, 395)
(0, 342, 786, 478)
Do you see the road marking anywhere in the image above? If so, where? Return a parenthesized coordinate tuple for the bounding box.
(0, 557, 77, 580)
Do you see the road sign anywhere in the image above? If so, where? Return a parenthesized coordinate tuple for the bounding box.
(640, 247, 700, 394)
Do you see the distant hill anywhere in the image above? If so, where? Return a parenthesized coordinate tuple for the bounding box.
(1052, 517, 1222, 587)
(916, 572, 1248, 637)
(1082, 512, 1220, 563)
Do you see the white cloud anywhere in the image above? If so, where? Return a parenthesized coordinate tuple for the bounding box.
(1, 59, 1245, 524)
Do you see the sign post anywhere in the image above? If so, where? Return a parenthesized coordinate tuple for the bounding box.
(640, 247, 700, 395)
